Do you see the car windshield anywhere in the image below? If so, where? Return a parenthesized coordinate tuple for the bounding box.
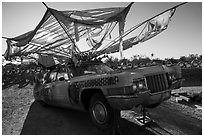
(69, 63, 113, 77)
(84, 64, 114, 74)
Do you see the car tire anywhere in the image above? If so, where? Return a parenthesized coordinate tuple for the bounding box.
(89, 93, 119, 131)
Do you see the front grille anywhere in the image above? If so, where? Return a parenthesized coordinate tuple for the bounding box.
(145, 73, 168, 93)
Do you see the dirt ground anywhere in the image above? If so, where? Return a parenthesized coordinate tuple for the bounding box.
(2, 84, 202, 135)
(2, 85, 34, 135)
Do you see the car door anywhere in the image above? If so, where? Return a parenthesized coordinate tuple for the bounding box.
(49, 67, 73, 108)
(66, 65, 85, 110)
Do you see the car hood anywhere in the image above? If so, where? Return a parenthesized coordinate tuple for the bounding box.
(70, 65, 168, 84)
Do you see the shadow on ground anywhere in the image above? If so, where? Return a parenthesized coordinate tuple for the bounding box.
(181, 68, 202, 87)
(20, 101, 154, 135)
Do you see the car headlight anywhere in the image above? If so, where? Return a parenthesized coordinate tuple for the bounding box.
(132, 83, 137, 91)
(133, 78, 147, 92)
(138, 82, 145, 89)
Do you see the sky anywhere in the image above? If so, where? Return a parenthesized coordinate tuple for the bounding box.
(1, 1, 202, 60)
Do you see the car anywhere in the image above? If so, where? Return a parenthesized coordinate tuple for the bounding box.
(33, 60, 183, 130)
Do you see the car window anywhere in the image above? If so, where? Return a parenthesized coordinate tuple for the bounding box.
(68, 64, 113, 77)
(57, 67, 69, 81)
(44, 67, 69, 83)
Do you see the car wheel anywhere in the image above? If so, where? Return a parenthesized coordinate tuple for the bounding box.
(89, 93, 118, 131)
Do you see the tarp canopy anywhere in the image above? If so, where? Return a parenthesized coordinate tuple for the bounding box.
(3, 2, 187, 67)
(4, 3, 133, 66)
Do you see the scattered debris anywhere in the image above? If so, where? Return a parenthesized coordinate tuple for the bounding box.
(121, 110, 151, 126)
(194, 105, 202, 110)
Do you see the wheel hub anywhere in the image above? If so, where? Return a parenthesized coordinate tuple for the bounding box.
(92, 102, 107, 124)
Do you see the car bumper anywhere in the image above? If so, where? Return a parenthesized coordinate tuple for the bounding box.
(106, 89, 172, 110)
(106, 79, 184, 110)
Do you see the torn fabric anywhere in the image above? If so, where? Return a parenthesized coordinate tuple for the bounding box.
(4, 3, 133, 66)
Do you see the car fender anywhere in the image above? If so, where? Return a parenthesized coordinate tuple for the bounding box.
(79, 87, 106, 111)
